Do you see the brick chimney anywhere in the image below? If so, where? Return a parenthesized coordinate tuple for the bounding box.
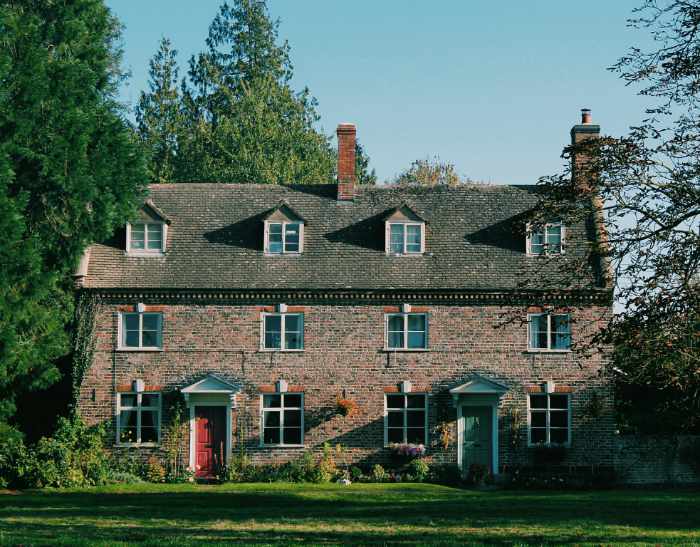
(337, 123, 356, 201)
(570, 108, 600, 193)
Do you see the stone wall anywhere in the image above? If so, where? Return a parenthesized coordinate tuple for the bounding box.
(77, 300, 615, 470)
(615, 435, 700, 485)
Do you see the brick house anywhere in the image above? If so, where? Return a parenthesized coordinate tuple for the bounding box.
(75, 112, 614, 478)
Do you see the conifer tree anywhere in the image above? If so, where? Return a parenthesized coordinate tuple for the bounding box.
(0, 0, 147, 427)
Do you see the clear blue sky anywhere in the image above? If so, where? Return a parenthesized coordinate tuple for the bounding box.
(108, 0, 650, 184)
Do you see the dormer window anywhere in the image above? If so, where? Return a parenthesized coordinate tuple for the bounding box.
(126, 200, 170, 256)
(263, 201, 306, 255)
(128, 222, 165, 254)
(384, 204, 426, 256)
(266, 222, 302, 254)
(528, 221, 564, 255)
(389, 223, 424, 254)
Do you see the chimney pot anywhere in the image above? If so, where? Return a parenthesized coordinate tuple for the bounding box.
(581, 108, 592, 124)
(336, 123, 356, 201)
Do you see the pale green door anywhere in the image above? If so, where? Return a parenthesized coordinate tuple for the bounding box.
(461, 406, 492, 473)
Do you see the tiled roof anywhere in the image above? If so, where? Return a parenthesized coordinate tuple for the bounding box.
(83, 183, 600, 291)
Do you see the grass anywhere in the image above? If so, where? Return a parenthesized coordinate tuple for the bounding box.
(0, 483, 699, 546)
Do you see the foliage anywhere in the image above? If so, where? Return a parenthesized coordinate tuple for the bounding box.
(28, 417, 110, 488)
(135, 37, 183, 183)
(370, 464, 387, 482)
(507, 465, 617, 490)
(71, 294, 101, 408)
(355, 141, 377, 186)
(0, 424, 31, 488)
(0, 0, 147, 426)
(172, 0, 338, 184)
(145, 456, 166, 483)
(531, 0, 700, 432)
(407, 458, 430, 482)
(107, 471, 144, 485)
(505, 407, 523, 449)
(435, 421, 454, 451)
(466, 463, 488, 486)
(108, 450, 144, 479)
(336, 397, 359, 418)
(428, 463, 462, 485)
(162, 391, 188, 481)
(389, 443, 426, 460)
(393, 156, 465, 186)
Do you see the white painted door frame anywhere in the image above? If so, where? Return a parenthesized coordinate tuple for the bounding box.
(186, 394, 234, 472)
(456, 395, 499, 475)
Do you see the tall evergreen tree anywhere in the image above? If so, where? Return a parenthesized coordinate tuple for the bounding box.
(136, 37, 182, 182)
(0, 0, 147, 428)
(179, 0, 336, 184)
(355, 141, 377, 186)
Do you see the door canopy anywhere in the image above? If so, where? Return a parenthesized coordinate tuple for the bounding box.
(449, 374, 508, 402)
(181, 374, 239, 404)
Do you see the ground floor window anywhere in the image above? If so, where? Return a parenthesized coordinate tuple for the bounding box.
(117, 392, 161, 445)
(385, 393, 428, 444)
(528, 393, 570, 446)
(261, 393, 304, 446)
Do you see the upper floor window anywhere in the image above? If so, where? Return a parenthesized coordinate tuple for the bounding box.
(385, 393, 428, 445)
(527, 221, 564, 255)
(262, 313, 304, 351)
(265, 221, 302, 254)
(261, 392, 304, 446)
(127, 222, 165, 255)
(117, 392, 161, 445)
(528, 313, 571, 351)
(119, 312, 163, 350)
(528, 393, 570, 446)
(388, 223, 424, 255)
(386, 313, 428, 350)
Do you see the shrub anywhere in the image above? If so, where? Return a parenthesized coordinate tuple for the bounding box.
(408, 458, 430, 482)
(679, 437, 700, 472)
(349, 465, 363, 481)
(370, 464, 387, 482)
(30, 417, 109, 488)
(223, 452, 252, 482)
(466, 463, 488, 486)
(145, 456, 166, 483)
(429, 463, 462, 485)
(0, 424, 32, 489)
(317, 443, 343, 482)
(108, 450, 144, 479)
(108, 471, 144, 485)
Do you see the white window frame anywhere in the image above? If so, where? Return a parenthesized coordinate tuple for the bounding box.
(126, 221, 167, 255)
(264, 220, 304, 255)
(527, 312, 572, 352)
(385, 222, 425, 255)
(259, 392, 305, 448)
(383, 393, 429, 446)
(526, 221, 565, 256)
(116, 392, 162, 447)
(527, 393, 572, 447)
(117, 312, 163, 351)
(260, 312, 304, 352)
(384, 312, 428, 350)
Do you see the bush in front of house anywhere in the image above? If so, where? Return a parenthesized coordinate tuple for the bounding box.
(0, 417, 111, 489)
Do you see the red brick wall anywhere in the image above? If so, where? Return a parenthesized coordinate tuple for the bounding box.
(78, 301, 615, 470)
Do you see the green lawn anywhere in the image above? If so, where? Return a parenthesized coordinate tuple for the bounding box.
(0, 483, 698, 546)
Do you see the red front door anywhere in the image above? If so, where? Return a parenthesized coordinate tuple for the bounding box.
(195, 406, 226, 478)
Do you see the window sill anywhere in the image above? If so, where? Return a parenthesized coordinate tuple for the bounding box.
(525, 349, 572, 354)
(258, 349, 304, 353)
(116, 347, 164, 353)
(386, 253, 425, 257)
(264, 252, 302, 257)
(381, 348, 430, 353)
(116, 443, 161, 448)
(261, 444, 305, 449)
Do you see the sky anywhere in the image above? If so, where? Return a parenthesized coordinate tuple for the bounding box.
(107, 0, 651, 184)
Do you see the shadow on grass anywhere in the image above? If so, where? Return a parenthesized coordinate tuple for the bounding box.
(0, 485, 699, 545)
